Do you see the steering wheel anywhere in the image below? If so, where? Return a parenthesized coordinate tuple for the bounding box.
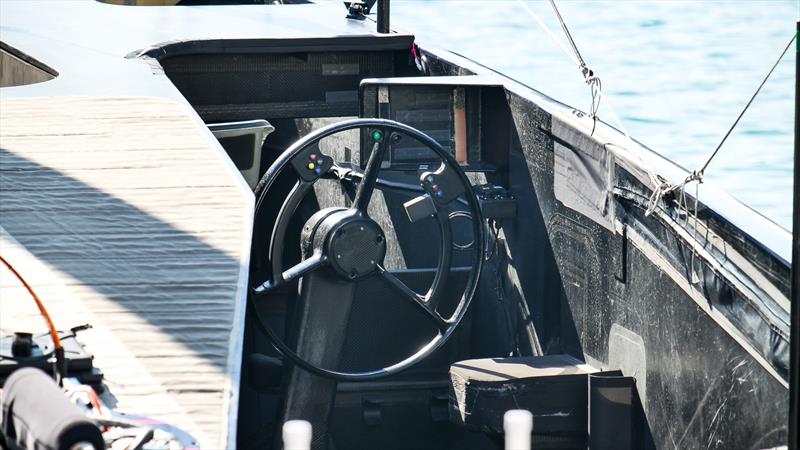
(249, 118, 485, 382)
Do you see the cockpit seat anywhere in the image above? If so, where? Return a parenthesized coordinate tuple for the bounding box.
(449, 354, 598, 447)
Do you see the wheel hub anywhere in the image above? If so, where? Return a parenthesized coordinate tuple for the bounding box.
(327, 218, 386, 280)
(302, 209, 387, 282)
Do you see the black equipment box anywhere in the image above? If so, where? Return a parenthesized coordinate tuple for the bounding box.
(474, 184, 517, 219)
(0, 330, 103, 389)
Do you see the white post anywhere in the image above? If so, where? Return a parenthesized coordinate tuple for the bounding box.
(504, 409, 533, 450)
(282, 420, 312, 450)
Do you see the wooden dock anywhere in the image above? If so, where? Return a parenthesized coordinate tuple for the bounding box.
(0, 96, 253, 449)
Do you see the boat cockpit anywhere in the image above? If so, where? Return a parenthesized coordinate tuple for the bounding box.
(0, 2, 792, 450)
(147, 24, 791, 448)
(152, 35, 615, 449)
(159, 42, 542, 449)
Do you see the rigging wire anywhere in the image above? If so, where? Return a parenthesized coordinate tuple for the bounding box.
(516, 0, 665, 203)
(516, 0, 603, 133)
(646, 34, 796, 277)
(547, 0, 589, 77)
(541, 0, 702, 270)
(667, 32, 797, 191)
(516, 0, 796, 221)
(650, 31, 797, 222)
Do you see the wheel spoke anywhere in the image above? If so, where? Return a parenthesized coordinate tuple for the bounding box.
(253, 254, 328, 295)
(423, 211, 453, 310)
(377, 266, 448, 331)
(269, 180, 314, 284)
(353, 140, 386, 212)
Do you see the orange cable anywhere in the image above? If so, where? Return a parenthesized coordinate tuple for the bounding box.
(0, 254, 62, 350)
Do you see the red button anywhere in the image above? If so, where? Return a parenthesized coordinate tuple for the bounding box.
(310, 154, 318, 161)
(432, 184, 439, 191)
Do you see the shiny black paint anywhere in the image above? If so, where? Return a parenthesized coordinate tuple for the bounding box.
(422, 49, 790, 448)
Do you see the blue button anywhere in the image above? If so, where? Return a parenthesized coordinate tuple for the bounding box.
(435, 190, 444, 198)
(315, 167, 322, 174)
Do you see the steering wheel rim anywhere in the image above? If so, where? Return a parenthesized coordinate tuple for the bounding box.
(249, 118, 485, 381)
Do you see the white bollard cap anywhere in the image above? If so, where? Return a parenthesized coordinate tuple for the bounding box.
(282, 420, 312, 450)
(504, 409, 533, 450)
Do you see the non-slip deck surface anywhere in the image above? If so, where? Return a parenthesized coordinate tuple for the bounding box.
(0, 96, 252, 449)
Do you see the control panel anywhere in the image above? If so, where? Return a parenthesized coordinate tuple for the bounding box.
(359, 76, 511, 174)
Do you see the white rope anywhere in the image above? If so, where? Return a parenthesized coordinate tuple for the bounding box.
(516, 0, 634, 141)
(601, 92, 670, 216)
(516, 0, 668, 213)
(515, 0, 580, 68)
(516, 2, 791, 261)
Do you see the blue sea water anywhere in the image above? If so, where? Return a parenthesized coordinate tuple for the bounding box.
(392, 0, 797, 230)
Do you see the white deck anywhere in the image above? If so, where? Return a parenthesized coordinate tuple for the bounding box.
(0, 96, 253, 449)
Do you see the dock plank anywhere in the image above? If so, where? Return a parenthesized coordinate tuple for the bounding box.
(0, 96, 252, 449)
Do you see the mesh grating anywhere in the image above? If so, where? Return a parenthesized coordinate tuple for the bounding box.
(161, 52, 396, 120)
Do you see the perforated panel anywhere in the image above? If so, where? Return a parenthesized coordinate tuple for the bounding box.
(162, 52, 396, 121)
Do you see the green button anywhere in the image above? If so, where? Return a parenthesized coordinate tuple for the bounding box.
(372, 130, 383, 141)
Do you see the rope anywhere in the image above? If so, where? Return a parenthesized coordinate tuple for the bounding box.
(516, 0, 668, 212)
(517, 0, 603, 133)
(653, 31, 797, 213)
(516, 1, 794, 224)
(694, 32, 796, 178)
(675, 178, 703, 284)
(515, 0, 580, 67)
(641, 31, 794, 216)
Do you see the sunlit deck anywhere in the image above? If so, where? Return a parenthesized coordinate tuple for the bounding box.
(0, 95, 252, 448)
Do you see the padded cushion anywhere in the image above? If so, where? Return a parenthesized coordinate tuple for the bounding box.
(449, 354, 597, 438)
